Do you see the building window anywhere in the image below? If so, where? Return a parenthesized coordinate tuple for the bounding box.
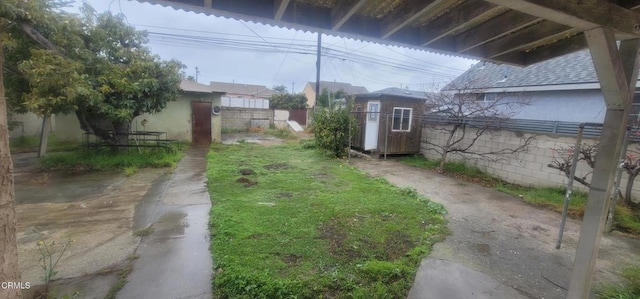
(475, 93, 497, 102)
(368, 103, 379, 121)
(392, 107, 412, 131)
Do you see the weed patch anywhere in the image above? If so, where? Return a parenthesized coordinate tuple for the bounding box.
(104, 266, 132, 299)
(265, 127, 297, 140)
(598, 262, 640, 299)
(207, 143, 448, 298)
(133, 226, 155, 237)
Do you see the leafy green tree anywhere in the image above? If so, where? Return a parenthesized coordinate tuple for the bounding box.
(272, 84, 287, 93)
(14, 6, 183, 147)
(316, 88, 349, 108)
(270, 93, 307, 110)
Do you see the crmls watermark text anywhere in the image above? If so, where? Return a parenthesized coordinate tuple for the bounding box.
(1, 281, 31, 290)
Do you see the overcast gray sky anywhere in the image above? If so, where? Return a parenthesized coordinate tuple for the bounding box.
(69, 0, 477, 93)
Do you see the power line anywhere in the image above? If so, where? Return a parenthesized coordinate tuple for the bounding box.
(139, 24, 468, 75)
(147, 31, 464, 78)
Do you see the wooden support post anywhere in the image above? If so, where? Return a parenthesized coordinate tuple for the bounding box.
(568, 27, 640, 299)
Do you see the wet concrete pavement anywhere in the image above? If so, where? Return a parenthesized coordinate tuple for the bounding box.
(13, 152, 168, 297)
(351, 158, 640, 299)
(118, 146, 213, 299)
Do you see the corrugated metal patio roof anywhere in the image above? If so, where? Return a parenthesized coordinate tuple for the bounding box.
(136, 0, 640, 66)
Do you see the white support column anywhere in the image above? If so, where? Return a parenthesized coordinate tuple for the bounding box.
(568, 28, 640, 298)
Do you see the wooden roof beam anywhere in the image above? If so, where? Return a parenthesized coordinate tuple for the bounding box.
(454, 10, 540, 52)
(274, 0, 291, 21)
(465, 21, 573, 58)
(484, 0, 640, 37)
(420, 0, 500, 46)
(494, 33, 588, 66)
(331, 0, 368, 31)
(380, 0, 446, 39)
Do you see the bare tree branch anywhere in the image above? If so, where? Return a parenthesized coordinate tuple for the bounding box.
(423, 80, 532, 172)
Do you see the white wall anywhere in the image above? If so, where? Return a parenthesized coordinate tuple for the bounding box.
(273, 110, 289, 129)
(501, 90, 606, 122)
(53, 113, 84, 142)
(9, 113, 43, 138)
(9, 112, 84, 142)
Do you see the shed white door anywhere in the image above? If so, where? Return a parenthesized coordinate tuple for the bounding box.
(364, 101, 380, 150)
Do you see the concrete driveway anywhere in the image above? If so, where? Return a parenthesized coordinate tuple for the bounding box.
(351, 158, 640, 299)
(13, 147, 213, 298)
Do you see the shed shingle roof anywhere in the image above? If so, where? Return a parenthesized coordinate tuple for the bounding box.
(365, 87, 433, 100)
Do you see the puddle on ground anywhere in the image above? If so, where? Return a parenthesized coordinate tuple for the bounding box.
(132, 173, 171, 230)
(152, 210, 189, 238)
(15, 171, 125, 204)
(222, 137, 279, 145)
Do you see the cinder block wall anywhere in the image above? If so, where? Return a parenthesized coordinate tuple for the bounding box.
(221, 107, 273, 130)
(420, 124, 640, 198)
(273, 109, 290, 129)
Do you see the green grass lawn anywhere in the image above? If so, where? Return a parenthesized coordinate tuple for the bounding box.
(10, 134, 80, 154)
(206, 143, 448, 298)
(40, 147, 183, 172)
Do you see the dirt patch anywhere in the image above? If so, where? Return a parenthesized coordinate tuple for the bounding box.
(239, 168, 256, 175)
(222, 133, 285, 146)
(351, 158, 640, 299)
(318, 219, 362, 260)
(312, 166, 334, 184)
(236, 177, 257, 187)
(276, 192, 293, 199)
(384, 232, 415, 260)
(264, 163, 290, 171)
(280, 254, 302, 265)
(248, 233, 265, 239)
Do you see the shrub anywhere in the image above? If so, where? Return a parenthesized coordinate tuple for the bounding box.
(311, 107, 356, 157)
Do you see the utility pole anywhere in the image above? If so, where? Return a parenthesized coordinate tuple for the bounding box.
(291, 82, 295, 94)
(195, 66, 200, 83)
(315, 32, 322, 111)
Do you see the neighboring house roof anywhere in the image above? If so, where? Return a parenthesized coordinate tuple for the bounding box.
(445, 49, 616, 93)
(210, 81, 276, 98)
(362, 87, 433, 100)
(307, 81, 368, 95)
(180, 80, 224, 94)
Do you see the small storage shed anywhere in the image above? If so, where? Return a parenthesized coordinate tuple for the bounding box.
(351, 88, 428, 156)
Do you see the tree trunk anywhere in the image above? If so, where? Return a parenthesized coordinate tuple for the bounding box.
(439, 126, 458, 173)
(0, 41, 23, 299)
(76, 109, 132, 149)
(438, 151, 448, 173)
(113, 120, 130, 150)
